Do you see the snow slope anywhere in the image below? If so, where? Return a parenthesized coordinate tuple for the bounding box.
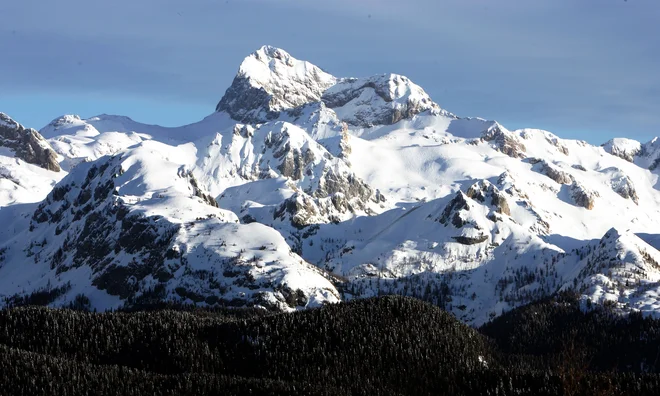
(0, 142, 339, 310)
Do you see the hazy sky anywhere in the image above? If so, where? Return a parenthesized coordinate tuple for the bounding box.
(1, 0, 658, 144)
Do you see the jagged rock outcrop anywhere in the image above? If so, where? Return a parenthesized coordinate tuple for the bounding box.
(437, 191, 492, 245)
(208, 121, 377, 229)
(466, 180, 511, 216)
(437, 192, 471, 227)
(538, 161, 574, 185)
(439, 182, 511, 230)
(434, 182, 515, 246)
(27, 157, 180, 299)
(570, 182, 599, 209)
(639, 138, 660, 171)
(481, 123, 526, 158)
(273, 171, 374, 229)
(545, 136, 569, 155)
(312, 167, 372, 202)
(452, 234, 489, 245)
(612, 174, 639, 204)
(0, 113, 60, 172)
(274, 192, 326, 229)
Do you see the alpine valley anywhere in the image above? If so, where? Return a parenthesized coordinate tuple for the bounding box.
(2, 46, 660, 326)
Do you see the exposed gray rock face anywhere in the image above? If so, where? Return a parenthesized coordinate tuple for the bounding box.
(264, 124, 374, 208)
(452, 235, 489, 245)
(0, 113, 60, 172)
(213, 121, 377, 231)
(466, 180, 511, 216)
(216, 46, 336, 124)
(481, 123, 526, 159)
(217, 77, 280, 122)
(273, 192, 358, 230)
(273, 166, 375, 230)
(534, 161, 598, 209)
(437, 192, 471, 227)
(545, 136, 569, 155)
(538, 161, 574, 185)
(612, 174, 639, 204)
(274, 193, 322, 229)
(312, 168, 372, 202)
(571, 182, 599, 210)
(435, 186, 507, 246)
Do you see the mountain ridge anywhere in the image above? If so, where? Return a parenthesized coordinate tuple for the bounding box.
(1, 45, 660, 325)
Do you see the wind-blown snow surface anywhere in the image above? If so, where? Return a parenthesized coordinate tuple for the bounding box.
(2, 46, 660, 324)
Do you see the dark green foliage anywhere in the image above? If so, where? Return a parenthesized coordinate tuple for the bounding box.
(481, 292, 660, 374)
(66, 293, 92, 311)
(3, 283, 72, 308)
(1, 296, 660, 395)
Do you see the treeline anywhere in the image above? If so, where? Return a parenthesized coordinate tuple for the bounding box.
(1, 295, 660, 395)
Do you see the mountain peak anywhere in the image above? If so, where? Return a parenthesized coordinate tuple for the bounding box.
(247, 45, 296, 68)
(0, 112, 20, 129)
(216, 46, 452, 127)
(216, 46, 336, 123)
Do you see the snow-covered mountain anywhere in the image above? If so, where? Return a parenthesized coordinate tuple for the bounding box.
(2, 45, 660, 325)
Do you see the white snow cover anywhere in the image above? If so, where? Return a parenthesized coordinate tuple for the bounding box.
(0, 156, 63, 206)
(238, 45, 336, 104)
(1, 46, 660, 325)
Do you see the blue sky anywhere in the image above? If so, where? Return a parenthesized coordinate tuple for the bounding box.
(1, 0, 658, 144)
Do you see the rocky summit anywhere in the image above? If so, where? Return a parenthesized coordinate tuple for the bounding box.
(2, 46, 660, 325)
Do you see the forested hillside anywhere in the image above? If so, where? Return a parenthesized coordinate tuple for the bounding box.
(1, 296, 660, 395)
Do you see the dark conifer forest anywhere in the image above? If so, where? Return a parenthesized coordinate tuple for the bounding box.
(1, 294, 660, 395)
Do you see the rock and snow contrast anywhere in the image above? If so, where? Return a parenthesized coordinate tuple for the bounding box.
(2, 45, 660, 324)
